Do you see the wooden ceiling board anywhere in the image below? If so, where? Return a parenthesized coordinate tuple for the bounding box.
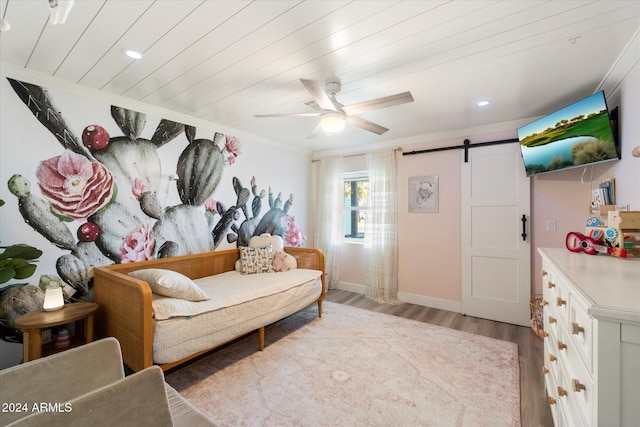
(160, 1, 352, 113)
(105, 1, 251, 99)
(53, 0, 155, 83)
(79, 0, 203, 88)
(0, 1, 52, 67)
(174, 6, 399, 119)
(0, 0, 637, 153)
(23, 1, 107, 75)
(128, 1, 298, 105)
(186, 2, 458, 120)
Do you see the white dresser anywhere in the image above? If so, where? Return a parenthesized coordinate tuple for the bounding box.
(538, 248, 640, 426)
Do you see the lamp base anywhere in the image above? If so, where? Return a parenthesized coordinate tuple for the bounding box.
(43, 304, 64, 312)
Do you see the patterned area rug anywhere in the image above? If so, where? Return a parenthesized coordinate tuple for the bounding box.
(165, 301, 520, 426)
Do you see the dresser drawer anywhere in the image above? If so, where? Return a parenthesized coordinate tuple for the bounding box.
(565, 348, 593, 426)
(542, 263, 569, 324)
(568, 290, 594, 372)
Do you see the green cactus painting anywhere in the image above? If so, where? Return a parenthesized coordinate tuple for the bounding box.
(0, 78, 306, 341)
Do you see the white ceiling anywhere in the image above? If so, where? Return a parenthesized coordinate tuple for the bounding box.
(1, 0, 639, 155)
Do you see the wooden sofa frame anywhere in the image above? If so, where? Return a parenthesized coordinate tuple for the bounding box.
(93, 247, 325, 373)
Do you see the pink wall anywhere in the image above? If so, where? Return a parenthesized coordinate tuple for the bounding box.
(397, 145, 462, 303)
(331, 61, 639, 311)
(531, 60, 640, 295)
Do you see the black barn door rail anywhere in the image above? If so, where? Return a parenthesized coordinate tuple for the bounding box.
(402, 138, 520, 162)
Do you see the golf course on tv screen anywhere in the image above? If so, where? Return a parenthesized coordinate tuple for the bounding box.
(517, 91, 618, 176)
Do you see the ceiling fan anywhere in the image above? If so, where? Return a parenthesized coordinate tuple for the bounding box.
(254, 78, 414, 138)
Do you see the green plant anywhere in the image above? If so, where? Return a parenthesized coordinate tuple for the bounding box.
(0, 199, 43, 285)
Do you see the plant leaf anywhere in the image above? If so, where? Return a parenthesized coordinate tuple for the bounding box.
(0, 244, 43, 261)
(0, 265, 17, 284)
(11, 259, 38, 279)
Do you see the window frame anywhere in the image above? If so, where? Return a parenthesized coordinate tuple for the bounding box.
(343, 171, 369, 243)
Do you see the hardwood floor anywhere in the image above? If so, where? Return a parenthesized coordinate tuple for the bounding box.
(323, 289, 554, 427)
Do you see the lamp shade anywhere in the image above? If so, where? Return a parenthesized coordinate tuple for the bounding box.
(43, 287, 64, 311)
(320, 113, 346, 134)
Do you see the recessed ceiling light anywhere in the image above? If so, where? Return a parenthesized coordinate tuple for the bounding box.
(477, 100, 491, 107)
(124, 49, 143, 60)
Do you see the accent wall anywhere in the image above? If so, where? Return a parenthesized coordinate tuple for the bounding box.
(0, 72, 312, 367)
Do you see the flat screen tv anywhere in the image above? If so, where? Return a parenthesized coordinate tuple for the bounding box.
(517, 91, 619, 176)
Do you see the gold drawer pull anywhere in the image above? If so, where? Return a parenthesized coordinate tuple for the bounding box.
(571, 322, 585, 335)
(548, 316, 557, 324)
(557, 340, 567, 351)
(542, 366, 549, 375)
(548, 396, 557, 405)
(557, 386, 568, 397)
(542, 299, 549, 307)
(556, 297, 566, 307)
(547, 281, 556, 289)
(540, 330, 549, 338)
(541, 270, 548, 277)
(572, 379, 586, 392)
(549, 354, 557, 362)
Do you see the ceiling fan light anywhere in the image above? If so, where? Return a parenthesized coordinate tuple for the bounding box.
(320, 114, 345, 134)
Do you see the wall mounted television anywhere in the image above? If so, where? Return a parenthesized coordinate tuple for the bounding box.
(517, 91, 619, 177)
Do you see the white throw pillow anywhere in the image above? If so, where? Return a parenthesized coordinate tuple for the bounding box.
(249, 233, 284, 252)
(129, 269, 209, 301)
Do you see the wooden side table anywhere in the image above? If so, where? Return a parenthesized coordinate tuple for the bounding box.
(14, 302, 98, 362)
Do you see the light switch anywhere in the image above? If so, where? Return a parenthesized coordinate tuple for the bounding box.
(546, 220, 557, 232)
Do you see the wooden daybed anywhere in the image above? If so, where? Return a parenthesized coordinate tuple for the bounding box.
(93, 247, 325, 372)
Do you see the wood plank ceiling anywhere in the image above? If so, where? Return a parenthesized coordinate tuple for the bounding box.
(1, 0, 638, 154)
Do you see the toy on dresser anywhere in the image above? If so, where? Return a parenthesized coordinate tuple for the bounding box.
(574, 210, 640, 257)
(566, 231, 627, 258)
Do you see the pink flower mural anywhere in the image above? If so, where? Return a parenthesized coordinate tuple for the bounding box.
(225, 135, 241, 158)
(119, 224, 155, 263)
(35, 150, 114, 220)
(204, 199, 218, 214)
(282, 214, 306, 247)
(132, 177, 149, 200)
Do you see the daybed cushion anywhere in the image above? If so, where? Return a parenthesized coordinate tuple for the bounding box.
(152, 270, 322, 364)
(151, 268, 322, 320)
(129, 268, 209, 301)
(239, 245, 273, 274)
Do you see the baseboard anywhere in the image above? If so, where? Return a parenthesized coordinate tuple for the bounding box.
(335, 282, 366, 294)
(334, 282, 461, 313)
(397, 292, 461, 313)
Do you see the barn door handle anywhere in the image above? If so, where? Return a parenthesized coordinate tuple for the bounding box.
(521, 215, 527, 241)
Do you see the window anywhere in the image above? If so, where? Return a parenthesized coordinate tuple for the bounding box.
(343, 173, 369, 239)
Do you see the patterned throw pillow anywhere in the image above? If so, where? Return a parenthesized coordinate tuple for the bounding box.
(239, 245, 274, 274)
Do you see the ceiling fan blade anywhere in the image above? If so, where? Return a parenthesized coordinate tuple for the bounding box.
(254, 112, 321, 117)
(346, 115, 388, 135)
(341, 91, 414, 115)
(300, 79, 338, 112)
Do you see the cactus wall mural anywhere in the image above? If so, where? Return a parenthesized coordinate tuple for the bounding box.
(0, 78, 307, 343)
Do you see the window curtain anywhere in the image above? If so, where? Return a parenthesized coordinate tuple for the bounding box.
(364, 149, 398, 304)
(314, 156, 344, 289)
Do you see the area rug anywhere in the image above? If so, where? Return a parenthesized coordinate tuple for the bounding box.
(165, 302, 520, 427)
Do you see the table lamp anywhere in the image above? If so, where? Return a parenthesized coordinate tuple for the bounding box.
(43, 286, 64, 311)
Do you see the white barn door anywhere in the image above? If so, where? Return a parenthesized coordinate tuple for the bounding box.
(461, 143, 531, 327)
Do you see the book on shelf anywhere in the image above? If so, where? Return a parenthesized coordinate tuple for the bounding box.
(598, 178, 615, 207)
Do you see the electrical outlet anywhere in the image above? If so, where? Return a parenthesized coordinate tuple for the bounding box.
(546, 220, 557, 232)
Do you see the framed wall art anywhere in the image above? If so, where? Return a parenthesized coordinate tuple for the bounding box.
(408, 175, 438, 213)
